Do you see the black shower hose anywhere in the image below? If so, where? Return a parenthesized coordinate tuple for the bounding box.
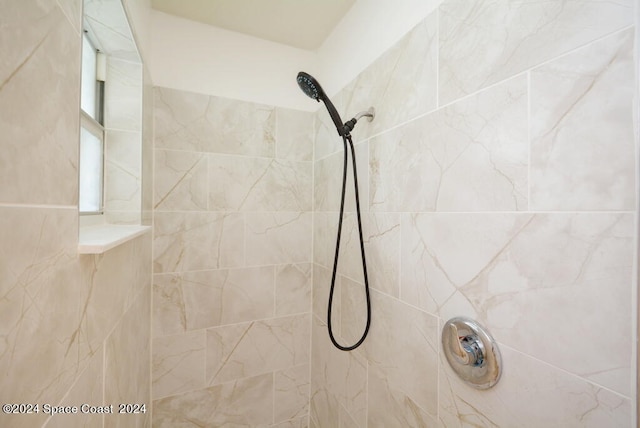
(327, 133, 372, 351)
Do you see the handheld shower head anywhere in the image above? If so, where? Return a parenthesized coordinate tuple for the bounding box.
(296, 72, 322, 101)
(297, 71, 345, 136)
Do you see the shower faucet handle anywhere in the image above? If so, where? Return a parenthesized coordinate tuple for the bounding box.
(446, 323, 484, 367)
(442, 317, 501, 389)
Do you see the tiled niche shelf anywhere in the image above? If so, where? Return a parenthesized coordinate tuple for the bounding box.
(78, 0, 146, 255)
(78, 224, 151, 254)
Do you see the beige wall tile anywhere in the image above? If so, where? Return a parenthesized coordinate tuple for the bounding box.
(439, 345, 632, 427)
(1, 2, 152, 427)
(245, 212, 312, 265)
(0, 1, 80, 205)
(152, 373, 274, 427)
(439, 0, 634, 104)
(403, 212, 634, 396)
(104, 286, 151, 428)
(181, 267, 275, 330)
(369, 75, 528, 213)
(154, 149, 208, 211)
(152, 330, 205, 399)
(274, 364, 310, 423)
(342, 12, 438, 139)
(276, 263, 312, 316)
(105, 130, 142, 214)
(153, 273, 186, 337)
(209, 155, 312, 212)
(153, 211, 244, 273)
(364, 212, 401, 298)
(271, 415, 310, 428)
(530, 29, 635, 211)
(44, 348, 104, 428)
(105, 58, 143, 131)
(276, 108, 314, 162)
(206, 314, 310, 385)
(154, 87, 275, 157)
(0, 207, 83, 428)
(314, 141, 368, 213)
(367, 365, 437, 427)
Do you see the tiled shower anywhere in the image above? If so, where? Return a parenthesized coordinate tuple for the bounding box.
(1, 0, 638, 427)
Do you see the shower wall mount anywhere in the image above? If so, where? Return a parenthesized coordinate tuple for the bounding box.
(442, 317, 502, 389)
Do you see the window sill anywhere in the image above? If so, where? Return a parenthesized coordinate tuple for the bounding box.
(78, 224, 151, 254)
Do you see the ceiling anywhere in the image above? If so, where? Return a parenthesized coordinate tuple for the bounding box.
(151, 0, 357, 50)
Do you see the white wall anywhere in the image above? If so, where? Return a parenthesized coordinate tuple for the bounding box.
(148, 0, 444, 110)
(150, 10, 317, 110)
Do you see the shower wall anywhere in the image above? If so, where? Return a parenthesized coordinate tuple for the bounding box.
(151, 87, 314, 426)
(0, 1, 153, 428)
(312, 1, 637, 427)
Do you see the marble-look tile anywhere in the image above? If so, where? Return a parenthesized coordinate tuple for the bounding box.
(153, 273, 186, 337)
(313, 212, 337, 271)
(312, 265, 340, 328)
(315, 141, 369, 213)
(0, 206, 151, 428)
(105, 58, 142, 131)
(206, 314, 310, 385)
(271, 415, 309, 428)
(209, 155, 312, 212)
(245, 212, 312, 266)
(170, 267, 275, 332)
(331, 212, 366, 283)
(339, 405, 360, 428)
(274, 364, 310, 423)
(153, 211, 244, 273)
(368, 365, 437, 428)
(276, 263, 312, 316)
(365, 212, 401, 298)
(0, 207, 83, 428)
(153, 149, 208, 211)
(154, 87, 275, 157)
(341, 12, 438, 138)
(439, 345, 632, 427)
(81, 234, 152, 349)
(314, 100, 345, 162)
(56, 0, 83, 33)
(104, 210, 142, 225)
(0, 0, 80, 205)
(530, 29, 635, 211)
(401, 212, 532, 316)
(439, 0, 633, 104)
(310, 314, 367, 428)
(360, 290, 439, 417)
(276, 108, 314, 161)
(104, 286, 151, 428)
(152, 330, 205, 399)
(183, 267, 273, 328)
(84, 0, 139, 62)
(327, 211, 401, 297)
(105, 129, 142, 212)
(141, 66, 154, 225)
(339, 276, 369, 350)
(310, 385, 339, 428)
(44, 346, 104, 428)
(404, 212, 634, 396)
(153, 373, 274, 427)
(339, 351, 367, 427)
(309, 316, 342, 428)
(370, 75, 528, 212)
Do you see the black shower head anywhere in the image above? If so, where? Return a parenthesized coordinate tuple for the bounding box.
(296, 72, 322, 101)
(297, 71, 345, 136)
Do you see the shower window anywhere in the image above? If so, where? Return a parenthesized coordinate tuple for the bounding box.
(79, 32, 105, 214)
